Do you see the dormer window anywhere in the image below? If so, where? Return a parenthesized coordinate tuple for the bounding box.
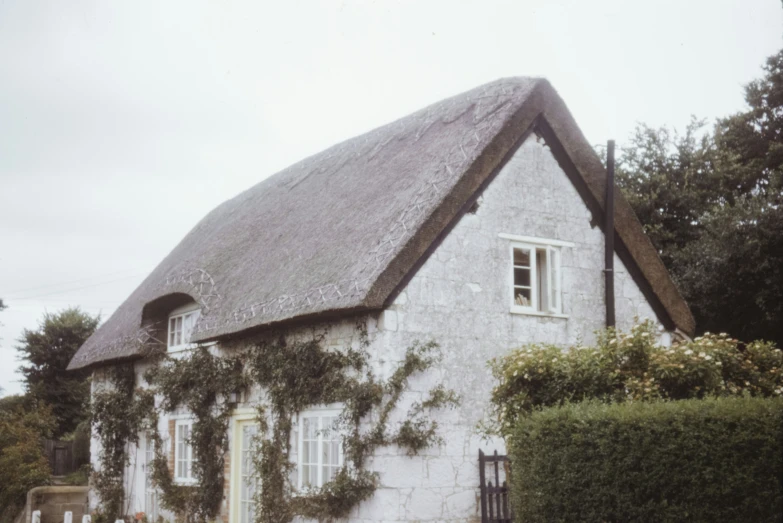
(168, 304, 200, 351)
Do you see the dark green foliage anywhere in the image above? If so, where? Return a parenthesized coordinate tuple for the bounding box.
(489, 322, 783, 436)
(672, 192, 783, 345)
(0, 400, 55, 522)
(613, 48, 783, 346)
(16, 307, 100, 437)
(70, 419, 91, 470)
(91, 364, 151, 518)
(508, 397, 783, 523)
(613, 118, 720, 266)
(294, 468, 376, 520)
(144, 347, 248, 523)
(62, 464, 90, 486)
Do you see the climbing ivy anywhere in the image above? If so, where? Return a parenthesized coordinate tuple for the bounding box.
(89, 321, 457, 523)
(91, 364, 152, 518)
(243, 329, 459, 522)
(144, 346, 247, 523)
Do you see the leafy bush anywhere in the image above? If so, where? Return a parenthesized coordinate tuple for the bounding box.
(0, 402, 55, 520)
(508, 396, 783, 522)
(70, 420, 91, 469)
(62, 464, 90, 486)
(489, 321, 783, 436)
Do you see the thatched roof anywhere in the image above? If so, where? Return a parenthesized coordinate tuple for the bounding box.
(68, 77, 695, 370)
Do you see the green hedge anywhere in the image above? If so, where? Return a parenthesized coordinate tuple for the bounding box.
(509, 397, 783, 522)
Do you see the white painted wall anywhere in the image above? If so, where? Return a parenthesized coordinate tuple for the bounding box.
(349, 134, 667, 521)
(94, 134, 672, 522)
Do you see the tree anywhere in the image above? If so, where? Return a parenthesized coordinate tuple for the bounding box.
(715, 49, 783, 202)
(0, 400, 54, 523)
(16, 308, 99, 437)
(614, 48, 783, 347)
(614, 118, 719, 267)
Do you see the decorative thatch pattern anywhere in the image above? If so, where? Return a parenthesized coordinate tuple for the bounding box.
(68, 77, 694, 370)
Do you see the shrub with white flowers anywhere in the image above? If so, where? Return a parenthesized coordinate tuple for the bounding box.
(488, 320, 783, 437)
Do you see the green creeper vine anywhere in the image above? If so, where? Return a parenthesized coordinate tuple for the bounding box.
(144, 346, 247, 523)
(243, 330, 459, 522)
(91, 364, 152, 519)
(90, 322, 458, 523)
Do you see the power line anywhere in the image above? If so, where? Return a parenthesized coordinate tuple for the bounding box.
(7, 274, 143, 301)
(2, 269, 141, 296)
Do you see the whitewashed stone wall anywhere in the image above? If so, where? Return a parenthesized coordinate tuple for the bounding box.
(351, 134, 668, 521)
(98, 134, 672, 522)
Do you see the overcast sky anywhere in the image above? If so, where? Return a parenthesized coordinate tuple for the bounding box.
(1, 0, 781, 396)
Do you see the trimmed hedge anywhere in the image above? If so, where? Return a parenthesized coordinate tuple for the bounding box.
(509, 397, 783, 522)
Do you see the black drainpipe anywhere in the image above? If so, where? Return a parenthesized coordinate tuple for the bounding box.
(605, 140, 616, 328)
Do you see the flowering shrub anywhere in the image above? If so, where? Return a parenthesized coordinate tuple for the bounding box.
(489, 320, 783, 436)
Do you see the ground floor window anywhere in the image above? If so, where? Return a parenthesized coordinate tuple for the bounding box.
(296, 407, 343, 489)
(174, 419, 195, 483)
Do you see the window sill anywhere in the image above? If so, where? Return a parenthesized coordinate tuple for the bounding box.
(167, 341, 217, 353)
(510, 308, 569, 319)
(173, 478, 198, 486)
(167, 343, 197, 353)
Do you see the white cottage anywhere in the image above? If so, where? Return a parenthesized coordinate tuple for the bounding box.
(68, 77, 694, 522)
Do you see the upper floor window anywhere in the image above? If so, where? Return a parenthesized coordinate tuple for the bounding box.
(168, 304, 200, 351)
(500, 234, 572, 316)
(296, 407, 343, 489)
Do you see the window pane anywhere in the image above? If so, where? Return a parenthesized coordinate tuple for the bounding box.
(331, 440, 339, 466)
(513, 248, 530, 267)
(322, 438, 330, 468)
(183, 311, 200, 343)
(514, 288, 531, 307)
(183, 314, 192, 340)
(302, 464, 312, 487)
(536, 249, 547, 312)
(169, 318, 176, 346)
(513, 268, 530, 287)
(323, 464, 333, 483)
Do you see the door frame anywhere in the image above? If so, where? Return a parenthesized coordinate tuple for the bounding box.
(229, 408, 258, 523)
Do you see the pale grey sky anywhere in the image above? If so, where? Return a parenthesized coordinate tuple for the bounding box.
(1, 0, 781, 396)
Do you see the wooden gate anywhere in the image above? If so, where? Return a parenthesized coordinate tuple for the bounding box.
(44, 440, 75, 476)
(478, 449, 512, 523)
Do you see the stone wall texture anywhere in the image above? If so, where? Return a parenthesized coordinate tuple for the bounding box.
(96, 134, 671, 522)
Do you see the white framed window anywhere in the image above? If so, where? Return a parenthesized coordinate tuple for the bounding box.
(501, 234, 571, 316)
(174, 419, 196, 484)
(168, 304, 201, 351)
(296, 407, 343, 489)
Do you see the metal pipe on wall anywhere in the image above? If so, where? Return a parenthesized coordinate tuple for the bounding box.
(605, 140, 616, 328)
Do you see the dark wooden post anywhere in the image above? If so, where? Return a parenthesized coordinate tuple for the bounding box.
(479, 449, 488, 522)
(494, 450, 502, 517)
